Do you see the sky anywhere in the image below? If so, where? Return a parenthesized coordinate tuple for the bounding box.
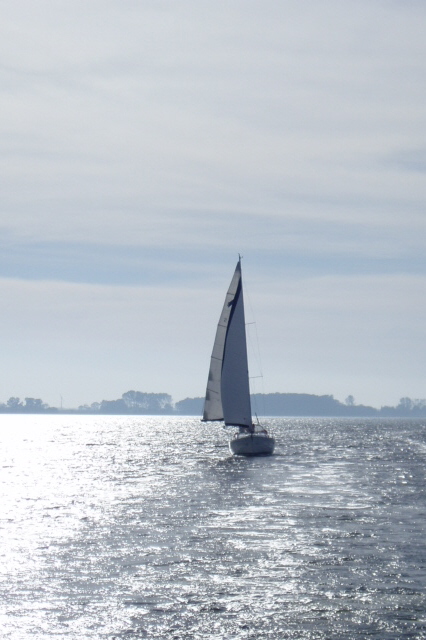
(1, 0, 425, 409)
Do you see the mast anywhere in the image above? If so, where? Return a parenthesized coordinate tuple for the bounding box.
(202, 259, 252, 427)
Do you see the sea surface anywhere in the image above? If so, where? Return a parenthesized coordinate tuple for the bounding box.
(0, 415, 425, 639)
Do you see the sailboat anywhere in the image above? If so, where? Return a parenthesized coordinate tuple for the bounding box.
(202, 258, 275, 456)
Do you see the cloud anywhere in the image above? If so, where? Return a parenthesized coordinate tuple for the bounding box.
(1, 1, 425, 407)
(1, 1, 425, 246)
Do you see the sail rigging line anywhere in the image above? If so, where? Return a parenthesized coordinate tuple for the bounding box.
(243, 271, 266, 419)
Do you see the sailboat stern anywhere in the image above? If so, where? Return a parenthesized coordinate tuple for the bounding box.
(229, 432, 275, 456)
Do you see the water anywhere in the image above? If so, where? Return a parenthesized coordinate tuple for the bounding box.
(1, 416, 425, 639)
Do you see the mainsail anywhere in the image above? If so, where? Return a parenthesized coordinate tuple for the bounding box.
(202, 259, 252, 427)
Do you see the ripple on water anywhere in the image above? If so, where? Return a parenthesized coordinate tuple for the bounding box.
(0, 415, 425, 638)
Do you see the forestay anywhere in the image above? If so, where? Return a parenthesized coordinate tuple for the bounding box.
(202, 260, 252, 427)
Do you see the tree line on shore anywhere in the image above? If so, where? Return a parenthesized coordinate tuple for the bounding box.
(1, 390, 426, 417)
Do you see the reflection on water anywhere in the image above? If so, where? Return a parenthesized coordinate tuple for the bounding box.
(1, 415, 425, 638)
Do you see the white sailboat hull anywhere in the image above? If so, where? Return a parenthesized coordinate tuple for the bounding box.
(229, 434, 275, 456)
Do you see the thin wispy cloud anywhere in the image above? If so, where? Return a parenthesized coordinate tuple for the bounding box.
(1, 1, 425, 407)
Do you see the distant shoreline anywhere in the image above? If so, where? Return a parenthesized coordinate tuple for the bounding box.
(1, 391, 425, 418)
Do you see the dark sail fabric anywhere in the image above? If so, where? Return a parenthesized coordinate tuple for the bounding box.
(202, 260, 252, 427)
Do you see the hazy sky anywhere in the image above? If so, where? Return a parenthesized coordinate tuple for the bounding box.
(1, 1, 425, 409)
